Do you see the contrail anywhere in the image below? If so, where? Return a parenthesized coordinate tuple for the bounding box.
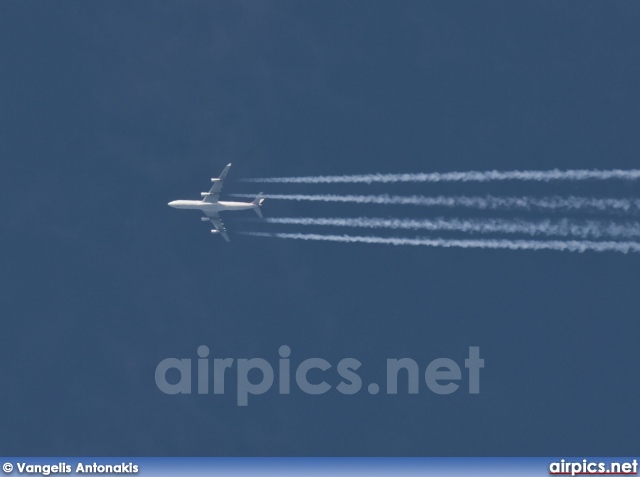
(260, 217, 640, 239)
(241, 169, 640, 184)
(230, 193, 640, 213)
(241, 232, 640, 254)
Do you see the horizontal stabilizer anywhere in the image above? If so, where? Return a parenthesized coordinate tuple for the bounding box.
(252, 192, 265, 218)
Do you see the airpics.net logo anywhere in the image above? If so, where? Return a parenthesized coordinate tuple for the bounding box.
(154, 346, 484, 406)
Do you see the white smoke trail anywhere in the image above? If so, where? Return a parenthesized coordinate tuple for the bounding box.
(241, 232, 640, 254)
(261, 217, 640, 240)
(230, 193, 640, 213)
(241, 169, 640, 184)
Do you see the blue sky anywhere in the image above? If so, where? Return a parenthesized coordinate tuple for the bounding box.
(1, 1, 639, 455)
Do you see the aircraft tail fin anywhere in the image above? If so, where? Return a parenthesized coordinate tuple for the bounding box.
(252, 192, 265, 218)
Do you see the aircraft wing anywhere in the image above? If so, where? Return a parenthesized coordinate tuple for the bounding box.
(203, 211, 230, 242)
(203, 163, 232, 203)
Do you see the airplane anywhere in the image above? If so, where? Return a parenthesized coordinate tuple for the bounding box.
(168, 163, 264, 241)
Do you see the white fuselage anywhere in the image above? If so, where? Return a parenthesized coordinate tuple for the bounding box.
(168, 200, 254, 213)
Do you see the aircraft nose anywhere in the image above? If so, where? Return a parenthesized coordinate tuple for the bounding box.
(168, 201, 176, 207)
